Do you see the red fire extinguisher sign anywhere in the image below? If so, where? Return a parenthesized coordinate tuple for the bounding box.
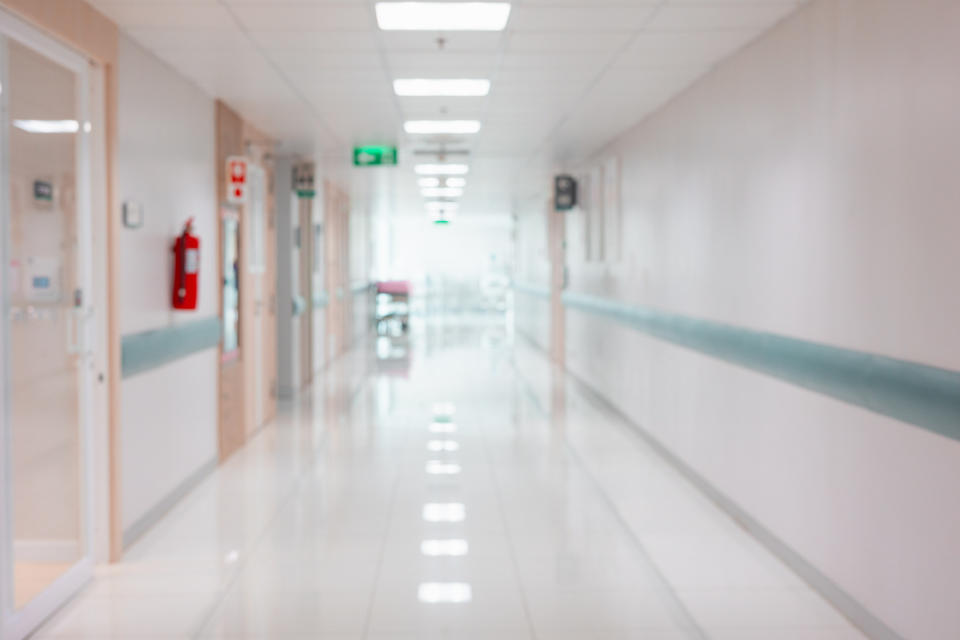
(172, 218, 200, 310)
(226, 155, 247, 204)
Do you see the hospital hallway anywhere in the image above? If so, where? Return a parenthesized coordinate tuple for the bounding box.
(1, 2, 959, 638)
(31, 320, 864, 640)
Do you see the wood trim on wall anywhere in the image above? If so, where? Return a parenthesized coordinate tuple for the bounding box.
(215, 102, 278, 456)
(1, 0, 116, 63)
(242, 122, 277, 428)
(215, 100, 246, 462)
(103, 56, 122, 563)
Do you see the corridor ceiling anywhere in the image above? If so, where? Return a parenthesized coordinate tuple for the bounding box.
(88, 0, 807, 216)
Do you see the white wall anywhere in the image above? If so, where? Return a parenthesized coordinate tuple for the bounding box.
(514, 200, 551, 351)
(349, 203, 370, 341)
(115, 35, 218, 534)
(521, 1, 960, 638)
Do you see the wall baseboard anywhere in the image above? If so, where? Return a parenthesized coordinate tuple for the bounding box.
(122, 457, 217, 550)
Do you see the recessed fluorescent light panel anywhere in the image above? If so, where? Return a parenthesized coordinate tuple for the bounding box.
(422, 187, 464, 198)
(418, 177, 441, 188)
(377, 3, 511, 31)
(394, 79, 491, 97)
(405, 120, 481, 135)
(445, 177, 467, 188)
(416, 164, 469, 176)
(14, 119, 79, 133)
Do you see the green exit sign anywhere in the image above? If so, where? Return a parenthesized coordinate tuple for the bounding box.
(353, 145, 397, 167)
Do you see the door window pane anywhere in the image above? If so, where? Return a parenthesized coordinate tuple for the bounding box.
(222, 215, 239, 354)
(5, 37, 84, 610)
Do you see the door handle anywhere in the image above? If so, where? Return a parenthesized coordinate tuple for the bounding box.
(67, 306, 94, 357)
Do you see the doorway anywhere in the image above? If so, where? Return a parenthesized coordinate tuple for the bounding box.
(246, 163, 267, 433)
(0, 10, 97, 640)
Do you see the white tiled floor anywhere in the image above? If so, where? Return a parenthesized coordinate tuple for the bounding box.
(32, 322, 868, 639)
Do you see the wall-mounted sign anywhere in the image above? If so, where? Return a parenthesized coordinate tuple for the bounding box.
(24, 256, 61, 302)
(353, 145, 398, 167)
(33, 180, 53, 203)
(226, 156, 248, 204)
(293, 161, 316, 198)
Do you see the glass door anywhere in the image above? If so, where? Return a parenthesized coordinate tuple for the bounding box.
(0, 9, 94, 640)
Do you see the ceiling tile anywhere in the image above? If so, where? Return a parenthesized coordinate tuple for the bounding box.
(617, 31, 758, 67)
(379, 31, 505, 52)
(510, 5, 660, 32)
(647, 3, 800, 31)
(397, 96, 488, 119)
(89, 1, 234, 28)
(507, 31, 633, 54)
(248, 30, 380, 51)
(386, 52, 498, 77)
(124, 27, 251, 51)
(230, 3, 373, 31)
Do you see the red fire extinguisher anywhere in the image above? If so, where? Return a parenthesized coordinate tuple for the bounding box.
(172, 218, 200, 310)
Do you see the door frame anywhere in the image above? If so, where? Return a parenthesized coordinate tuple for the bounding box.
(245, 162, 266, 432)
(0, 7, 97, 640)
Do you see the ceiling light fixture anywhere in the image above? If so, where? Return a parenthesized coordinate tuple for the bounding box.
(422, 187, 464, 198)
(418, 177, 441, 188)
(445, 177, 467, 188)
(394, 79, 491, 97)
(376, 3, 511, 31)
(405, 120, 481, 135)
(416, 164, 469, 176)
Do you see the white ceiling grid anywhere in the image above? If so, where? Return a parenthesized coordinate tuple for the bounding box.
(88, 0, 807, 215)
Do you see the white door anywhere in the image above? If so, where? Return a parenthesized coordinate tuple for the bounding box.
(0, 9, 95, 640)
(246, 164, 266, 430)
(310, 199, 325, 374)
(289, 192, 301, 390)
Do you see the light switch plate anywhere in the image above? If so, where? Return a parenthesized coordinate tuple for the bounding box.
(122, 200, 143, 229)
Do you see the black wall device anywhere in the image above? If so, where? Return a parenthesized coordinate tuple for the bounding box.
(554, 174, 577, 211)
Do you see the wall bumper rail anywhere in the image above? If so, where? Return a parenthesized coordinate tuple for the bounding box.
(563, 291, 960, 443)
